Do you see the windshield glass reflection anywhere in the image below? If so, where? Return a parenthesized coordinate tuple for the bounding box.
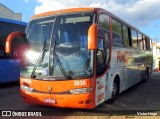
(21, 13, 94, 79)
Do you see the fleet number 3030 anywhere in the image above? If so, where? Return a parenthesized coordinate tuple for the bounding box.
(74, 80, 86, 86)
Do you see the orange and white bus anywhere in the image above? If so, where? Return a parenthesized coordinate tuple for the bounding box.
(5, 8, 153, 109)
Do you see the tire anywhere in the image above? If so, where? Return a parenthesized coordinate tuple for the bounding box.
(144, 68, 149, 81)
(107, 79, 119, 104)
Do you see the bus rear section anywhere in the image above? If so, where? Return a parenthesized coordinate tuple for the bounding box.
(0, 18, 27, 83)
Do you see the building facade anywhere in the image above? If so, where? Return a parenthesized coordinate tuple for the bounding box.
(152, 41, 160, 71)
(0, 3, 22, 21)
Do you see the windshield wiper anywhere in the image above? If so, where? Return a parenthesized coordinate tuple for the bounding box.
(31, 39, 47, 78)
(48, 16, 72, 79)
(51, 39, 72, 79)
(52, 49, 72, 80)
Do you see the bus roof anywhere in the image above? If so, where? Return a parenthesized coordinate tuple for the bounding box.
(31, 7, 95, 19)
(31, 7, 151, 39)
(0, 17, 27, 26)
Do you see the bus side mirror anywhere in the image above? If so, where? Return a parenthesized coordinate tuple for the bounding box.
(88, 24, 97, 50)
(5, 31, 25, 53)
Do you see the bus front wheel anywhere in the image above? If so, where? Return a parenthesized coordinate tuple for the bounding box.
(107, 78, 119, 104)
(144, 67, 149, 81)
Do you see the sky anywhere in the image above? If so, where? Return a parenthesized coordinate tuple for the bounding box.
(0, 0, 160, 42)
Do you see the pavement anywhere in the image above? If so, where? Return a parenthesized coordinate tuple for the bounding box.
(151, 72, 160, 77)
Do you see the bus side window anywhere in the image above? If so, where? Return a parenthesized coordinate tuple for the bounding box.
(97, 13, 110, 76)
(131, 29, 138, 48)
(98, 13, 110, 47)
(146, 37, 152, 50)
(112, 19, 123, 45)
(122, 25, 129, 46)
(142, 35, 146, 50)
(98, 13, 110, 30)
(138, 33, 143, 49)
(149, 38, 152, 50)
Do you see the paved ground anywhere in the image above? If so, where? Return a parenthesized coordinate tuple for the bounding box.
(0, 72, 160, 118)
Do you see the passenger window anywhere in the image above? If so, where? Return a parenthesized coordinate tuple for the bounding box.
(98, 13, 110, 45)
(98, 13, 110, 30)
(131, 30, 138, 48)
(112, 19, 123, 45)
(122, 25, 129, 46)
(143, 35, 146, 50)
(138, 33, 143, 49)
(149, 39, 152, 50)
(146, 37, 152, 50)
(98, 13, 110, 73)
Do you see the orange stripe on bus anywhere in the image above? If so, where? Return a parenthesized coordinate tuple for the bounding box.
(32, 8, 95, 19)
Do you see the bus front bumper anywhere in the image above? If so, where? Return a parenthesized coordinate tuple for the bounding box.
(20, 89, 95, 109)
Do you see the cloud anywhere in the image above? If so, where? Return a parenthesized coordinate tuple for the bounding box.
(34, 0, 160, 26)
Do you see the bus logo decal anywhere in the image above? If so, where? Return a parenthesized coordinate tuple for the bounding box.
(98, 84, 104, 90)
(117, 51, 133, 63)
(97, 92, 104, 102)
(48, 86, 52, 93)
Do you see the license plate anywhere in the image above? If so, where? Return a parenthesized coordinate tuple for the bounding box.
(44, 98, 56, 104)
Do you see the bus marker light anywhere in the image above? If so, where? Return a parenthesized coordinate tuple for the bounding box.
(85, 99, 92, 104)
(79, 101, 84, 104)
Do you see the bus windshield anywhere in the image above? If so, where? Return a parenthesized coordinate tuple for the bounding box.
(22, 12, 95, 80)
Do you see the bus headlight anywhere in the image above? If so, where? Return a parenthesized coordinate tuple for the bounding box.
(25, 50, 39, 62)
(21, 85, 33, 92)
(70, 88, 93, 94)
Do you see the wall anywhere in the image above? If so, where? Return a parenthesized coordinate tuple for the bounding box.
(0, 3, 22, 21)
